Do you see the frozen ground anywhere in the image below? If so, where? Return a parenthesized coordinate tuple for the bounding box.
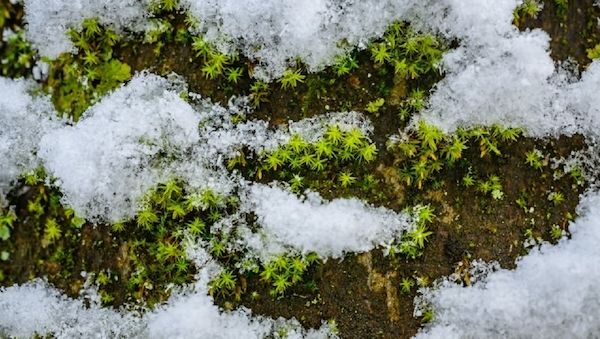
(1, 0, 600, 338)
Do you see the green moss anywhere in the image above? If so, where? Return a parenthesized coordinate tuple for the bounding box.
(258, 253, 320, 297)
(388, 205, 434, 260)
(238, 126, 379, 199)
(0, 175, 207, 307)
(45, 18, 131, 121)
(332, 54, 359, 77)
(513, 0, 542, 25)
(0, 29, 35, 77)
(0, 1, 33, 79)
(555, 0, 568, 20)
(389, 123, 522, 189)
(587, 43, 600, 60)
(148, 0, 180, 15)
(279, 68, 306, 89)
(365, 98, 385, 114)
(370, 22, 445, 80)
(0, 210, 15, 242)
(0, 3, 9, 29)
(476, 175, 504, 200)
(525, 148, 545, 170)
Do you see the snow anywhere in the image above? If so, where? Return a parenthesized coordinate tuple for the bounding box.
(0, 280, 144, 338)
(409, 0, 600, 139)
(0, 77, 58, 202)
(419, 28, 560, 134)
(242, 183, 414, 259)
(180, 0, 414, 79)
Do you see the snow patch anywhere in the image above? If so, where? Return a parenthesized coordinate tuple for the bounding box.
(0, 280, 144, 338)
(24, 0, 150, 58)
(243, 183, 414, 259)
(0, 77, 59, 201)
(409, 0, 600, 139)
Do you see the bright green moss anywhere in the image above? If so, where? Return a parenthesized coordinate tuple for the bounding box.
(587, 43, 600, 60)
(45, 18, 131, 121)
(388, 205, 434, 260)
(0, 29, 35, 77)
(389, 123, 522, 189)
(370, 22, 445, 80)
(513, 0, 542, 25)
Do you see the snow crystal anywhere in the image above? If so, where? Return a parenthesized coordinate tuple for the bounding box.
(0, 77, 58, 202)
(242, 183, 414, 259)
(24, 0, 149, 58)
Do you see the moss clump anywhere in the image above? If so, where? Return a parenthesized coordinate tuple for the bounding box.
(0, 29, 35, 78)
(231, 126, 383, 202)
(258, 253, 321, 298)
(369, 22, 444, 80)
(388, 123, 522, 189)
(513, 0, 543, 25)
(587, 43, 600, 60)
(45, 18, 131, 121)
(0, 1, 34, 79)
(388, 205, 434, 260)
